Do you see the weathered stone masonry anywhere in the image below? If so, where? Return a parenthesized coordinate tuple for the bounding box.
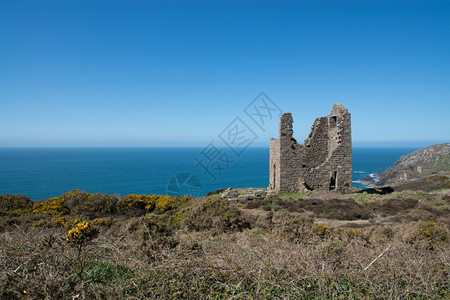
(269, 104, 352, 193)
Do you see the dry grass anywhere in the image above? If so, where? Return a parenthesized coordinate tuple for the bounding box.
(0, 189, 449, 299)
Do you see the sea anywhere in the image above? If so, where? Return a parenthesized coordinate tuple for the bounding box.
(0, 147, 419, 200)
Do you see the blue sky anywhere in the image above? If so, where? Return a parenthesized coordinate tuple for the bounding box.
(1, 0, 449, 147)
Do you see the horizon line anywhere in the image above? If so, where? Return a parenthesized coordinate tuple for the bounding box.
(0, 143, 446, 149)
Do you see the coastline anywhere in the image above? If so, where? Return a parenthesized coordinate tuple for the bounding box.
(354, 173, 380, 189)
(0, 147, 419, 200)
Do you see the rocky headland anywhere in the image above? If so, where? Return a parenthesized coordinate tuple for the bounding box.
(359, 143, 450, 189)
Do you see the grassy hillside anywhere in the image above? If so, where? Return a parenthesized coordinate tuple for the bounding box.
(0, 180, 449, 299)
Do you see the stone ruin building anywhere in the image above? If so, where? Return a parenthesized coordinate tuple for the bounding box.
(269, 103, 352, 194)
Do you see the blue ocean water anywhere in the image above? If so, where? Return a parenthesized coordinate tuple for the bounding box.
(0, 147, 418, 200)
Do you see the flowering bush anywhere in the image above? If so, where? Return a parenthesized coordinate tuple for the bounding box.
(314, 224, 330, 237)
(155, 195, 181, 213)
(419, 221, 448, 242)
(117, 194, 190, 215)
(182, 197, 248, 233)
(117, 194, 155, 214)
(173, 214, 183, 223)
(66, 221, 98, 245)
(3, 190, 190, 219)
(93, 218, 108, 226)
(33, 196, 68, 215)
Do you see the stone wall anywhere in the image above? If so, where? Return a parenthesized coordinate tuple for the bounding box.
(269, 138, 280, 190)
(269, 104, 352, 193)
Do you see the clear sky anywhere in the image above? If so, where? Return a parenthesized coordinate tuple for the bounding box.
(1, 0, 449, 147)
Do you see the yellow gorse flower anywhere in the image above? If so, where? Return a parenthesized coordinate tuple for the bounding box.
(66, 221, 97, 245)
(314, 224, 331, 237)
(117, 194, 190, 214)
(32, 196, 68, 215)
(93, 218, 107, 225)
(173, 214, 183, 223)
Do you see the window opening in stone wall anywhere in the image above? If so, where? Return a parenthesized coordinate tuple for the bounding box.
(329, 171, 337, 190)
(330, 116, 337, 129)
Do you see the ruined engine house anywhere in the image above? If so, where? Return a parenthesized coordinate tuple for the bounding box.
(269, 104, 352, 194)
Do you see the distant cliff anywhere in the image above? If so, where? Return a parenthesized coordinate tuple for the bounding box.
(363, 143, 449, 187)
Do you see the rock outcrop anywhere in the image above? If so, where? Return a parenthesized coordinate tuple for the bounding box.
(220, 188, 267, 203)
(369, 143, 449, 187)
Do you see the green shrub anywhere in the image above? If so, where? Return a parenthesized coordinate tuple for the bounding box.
(60, 190, 118, 217)
(144, 215, 180, 248)
(418, 221, 448, 243)
(0, 194, 33, 216)
(81, 193, 118, 217)
(61, 190, 90, 214)
(271, 211, 314, 243)
(181, 197, 249, 233)
(83, 260, 134, 285)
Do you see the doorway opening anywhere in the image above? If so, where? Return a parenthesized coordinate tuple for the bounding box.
(329, 171, 337, 190)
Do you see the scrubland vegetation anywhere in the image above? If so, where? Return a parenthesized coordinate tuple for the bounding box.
(0, 177, 449, 299)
